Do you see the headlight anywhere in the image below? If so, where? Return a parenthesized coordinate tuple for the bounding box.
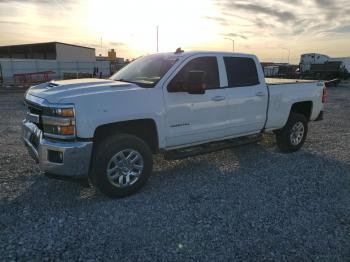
(42, 105, 76, 139)
(43, 107, 75, 117)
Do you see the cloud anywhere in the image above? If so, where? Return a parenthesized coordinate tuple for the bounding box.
(109, 41, 126, 46)
(232, 3, 295, 22)
(203, 16, 230, 26)
(0, 19, 67, 30)
(254, 18, 275, 29)
(0, 0, 77, 14)
(276, 0, 301, 3)
(203, 15, 249, 40)
(313, 0, 349, 19)
(314, 0, 334, 7)
(0, 20, 27, 25)
(0, 0, 73, 3)
(215, 1, 296, 22)
(0, 0, 349, 61)
(223, 32, 248, 40)
(87, 42, 126, 51)
(88, 43, 101, 49)
(209, 0, 350, 40)
(327, 24, 350, 33)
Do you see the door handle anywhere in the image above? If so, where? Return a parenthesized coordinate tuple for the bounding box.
(211, 96, 226, 101)
(256, 91, 265, 97)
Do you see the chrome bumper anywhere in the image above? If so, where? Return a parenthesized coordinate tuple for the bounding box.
(22, 121, 93, 177)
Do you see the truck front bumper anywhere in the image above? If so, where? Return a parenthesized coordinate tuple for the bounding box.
(22, 121, 93, 177)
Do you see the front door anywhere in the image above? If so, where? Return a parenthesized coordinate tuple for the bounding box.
(163, 56, 229, 148)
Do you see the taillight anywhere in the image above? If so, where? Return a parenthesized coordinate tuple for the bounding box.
(322, 87, 327, 103)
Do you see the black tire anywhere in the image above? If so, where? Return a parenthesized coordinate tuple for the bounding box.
(90, 134, 153, 198)
(275, 113, 308, 153)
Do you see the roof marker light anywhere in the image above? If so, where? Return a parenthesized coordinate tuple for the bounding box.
(175, 47, 184, 54)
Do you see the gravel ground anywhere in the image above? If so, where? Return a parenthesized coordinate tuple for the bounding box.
(0, 86, 349, 261)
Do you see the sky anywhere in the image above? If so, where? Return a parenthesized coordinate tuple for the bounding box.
(0, 0, 349, 64)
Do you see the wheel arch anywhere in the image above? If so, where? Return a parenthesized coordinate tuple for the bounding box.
(289, 101, 313, 121)
(93, 119, 159, 153)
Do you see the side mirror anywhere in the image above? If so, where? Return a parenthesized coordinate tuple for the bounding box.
(187, 70, 205, 94)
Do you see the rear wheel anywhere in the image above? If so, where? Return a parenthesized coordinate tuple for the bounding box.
(90, 134, 153, 198)
(275, 113, 308, 153)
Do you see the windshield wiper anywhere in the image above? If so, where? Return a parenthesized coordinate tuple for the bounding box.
(114, 79, 154, 88)
(115, 79, 134, 84)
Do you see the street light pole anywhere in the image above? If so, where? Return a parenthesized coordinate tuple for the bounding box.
(100, 36, 103, 56)
(282, 47, 290, 64)
(225, 37, 235, 52)
(156, 25, 159, 53)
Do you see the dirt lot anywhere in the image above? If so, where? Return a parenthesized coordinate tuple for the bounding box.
(0, 86, 349, 261)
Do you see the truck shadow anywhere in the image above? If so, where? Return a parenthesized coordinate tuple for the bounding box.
(1, 141, 349, 259)
(150, 141, 350, 201)
(2, 141, 349, 208)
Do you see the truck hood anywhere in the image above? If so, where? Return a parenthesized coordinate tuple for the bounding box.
(27, 78, 139, 103)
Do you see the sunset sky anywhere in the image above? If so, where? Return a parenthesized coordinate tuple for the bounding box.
(0, 0, 349, 63)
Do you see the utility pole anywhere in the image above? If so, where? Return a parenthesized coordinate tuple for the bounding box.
(225, 37, 235, 52)
(282, 47, 291, 64)
(100, 37, 103, 56)
(288, 48, 290, 64)
(156, 25, 159, 53)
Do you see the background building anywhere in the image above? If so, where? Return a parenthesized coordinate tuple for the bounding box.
(108, 49, 117, 61)
(96, 49, 124, 63)
(261, 62, 299, 78)
(0, 42, 112, 86)
(96, 49, 127, 75)
(0, 42, 96, 61)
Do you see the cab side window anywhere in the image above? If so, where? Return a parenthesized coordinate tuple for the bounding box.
(224, 57, 259, 87)
(168, 57, 220, 91)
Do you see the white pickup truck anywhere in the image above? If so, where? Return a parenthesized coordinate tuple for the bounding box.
(22, 51, 326, 197)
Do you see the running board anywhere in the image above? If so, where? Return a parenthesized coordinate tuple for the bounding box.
(164, 134, 262, 160)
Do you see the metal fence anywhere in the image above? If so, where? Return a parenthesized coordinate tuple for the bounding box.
(0, 59, 111, 86)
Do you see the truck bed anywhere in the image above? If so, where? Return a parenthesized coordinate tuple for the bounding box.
(266, 78, 318, 85)
(264, 77, 324, 132)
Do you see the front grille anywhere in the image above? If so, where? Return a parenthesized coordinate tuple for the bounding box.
(29, 133, 40, 149)
(27, 102, 43, 115)
(25, 101, 43, 131)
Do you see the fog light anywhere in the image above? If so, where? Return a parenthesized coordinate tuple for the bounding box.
(48, 150, 63, 163)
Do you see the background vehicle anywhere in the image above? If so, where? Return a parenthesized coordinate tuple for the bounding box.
(22, 51, 326, 197)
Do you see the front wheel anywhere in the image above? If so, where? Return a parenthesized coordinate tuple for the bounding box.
(275, 113, 308, 153)
(90, 134, 153, 198)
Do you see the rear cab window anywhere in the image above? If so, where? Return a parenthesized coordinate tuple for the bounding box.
(223, 57, 259, 87)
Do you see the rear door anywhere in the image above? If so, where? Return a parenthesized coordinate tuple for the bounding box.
(222, 56, 268, 135)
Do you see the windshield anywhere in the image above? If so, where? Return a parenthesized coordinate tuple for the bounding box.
(110, 54, 178, 87)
